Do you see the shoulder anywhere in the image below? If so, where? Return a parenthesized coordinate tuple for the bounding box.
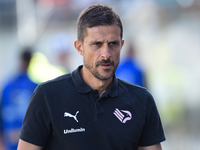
(117, 78, 153, 102)
(117, 78, 146, 93)
(28, 73, 73, 105)
(39, 73, 72, 90)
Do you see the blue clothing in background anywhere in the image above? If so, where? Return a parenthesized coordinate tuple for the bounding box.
(116, 58, 145, 87)
(0, 73, 37, 150)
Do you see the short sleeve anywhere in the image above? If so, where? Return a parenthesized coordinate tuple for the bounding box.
(19, 85, 52, 147)
(138, 91, 166, 146)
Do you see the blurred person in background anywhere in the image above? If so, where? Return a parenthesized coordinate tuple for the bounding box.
(116, 44, 146, 87)
(51, 33, 72, 72)
(0, 48, 38, 150)
(17, 4, 165, 150)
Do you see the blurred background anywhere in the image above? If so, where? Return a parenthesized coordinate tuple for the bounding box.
(0, 0, 200, 149)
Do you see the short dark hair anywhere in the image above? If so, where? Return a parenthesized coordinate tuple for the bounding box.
(77, 4, 123, 43)
(21, 47, 32, 63)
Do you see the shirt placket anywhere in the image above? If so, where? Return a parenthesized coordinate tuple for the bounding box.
(91, 90, 105, 119)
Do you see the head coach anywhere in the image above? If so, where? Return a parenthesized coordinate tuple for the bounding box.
(17, 4, 165, 150)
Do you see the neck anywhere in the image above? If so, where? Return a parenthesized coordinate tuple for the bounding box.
(80, 66, 113, 97)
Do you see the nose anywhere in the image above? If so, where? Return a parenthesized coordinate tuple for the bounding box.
(101, 44, 111, 60)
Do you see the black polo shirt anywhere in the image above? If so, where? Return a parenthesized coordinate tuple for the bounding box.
(19, 65, 165, 150)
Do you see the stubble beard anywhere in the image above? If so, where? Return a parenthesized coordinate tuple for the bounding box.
(84, 58, 119, 81)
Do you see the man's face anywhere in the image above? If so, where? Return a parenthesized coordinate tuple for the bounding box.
(77, 25, 124, 80)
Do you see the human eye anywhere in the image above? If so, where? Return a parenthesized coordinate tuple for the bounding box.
(91, 42, 102, 49)
(109, 41, 119, 46)
(93, 42, 102, 46)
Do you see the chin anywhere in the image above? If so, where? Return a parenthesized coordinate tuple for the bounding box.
(99, 73, 114, 80)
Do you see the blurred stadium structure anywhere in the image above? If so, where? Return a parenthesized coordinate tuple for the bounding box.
(1, 0, 200, 149)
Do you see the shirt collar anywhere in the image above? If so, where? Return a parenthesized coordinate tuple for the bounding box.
(105, 74, 118, 97)
(72, 66, 92, 93)
(72, 65, 118, 97)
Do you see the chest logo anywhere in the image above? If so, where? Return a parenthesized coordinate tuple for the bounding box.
(113, 108, 132, 123)
(64, 111, 79, 122)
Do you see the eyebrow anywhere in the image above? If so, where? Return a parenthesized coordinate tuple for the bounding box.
(109, 40, 120, 44)
(90, 40, 120, 45)
(89, 41, 103, 45)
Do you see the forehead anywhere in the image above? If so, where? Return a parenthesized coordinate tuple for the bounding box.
(84, 25, 121, 42)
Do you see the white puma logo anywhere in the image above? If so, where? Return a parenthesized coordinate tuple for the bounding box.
(64, 111, 79, 122)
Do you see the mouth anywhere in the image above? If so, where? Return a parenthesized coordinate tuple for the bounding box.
(96, 59, 114, 68)
(100, 63, 112, 69)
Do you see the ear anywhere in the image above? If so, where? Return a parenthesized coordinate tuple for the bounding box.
(74, 40, 83, 56)
(121, 40, 124, 48)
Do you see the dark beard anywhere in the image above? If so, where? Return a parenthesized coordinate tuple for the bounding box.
(84, 59, 118, 80)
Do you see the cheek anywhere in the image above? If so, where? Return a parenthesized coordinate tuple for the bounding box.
(113, 51, 121, 61)
(83, 46, 101, 65)
(83, 51, 95, 64)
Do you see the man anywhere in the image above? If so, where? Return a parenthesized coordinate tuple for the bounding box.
(116, 45, 146, 87)
(0, 48, 37, 150)
(17, 4, 165, 150)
